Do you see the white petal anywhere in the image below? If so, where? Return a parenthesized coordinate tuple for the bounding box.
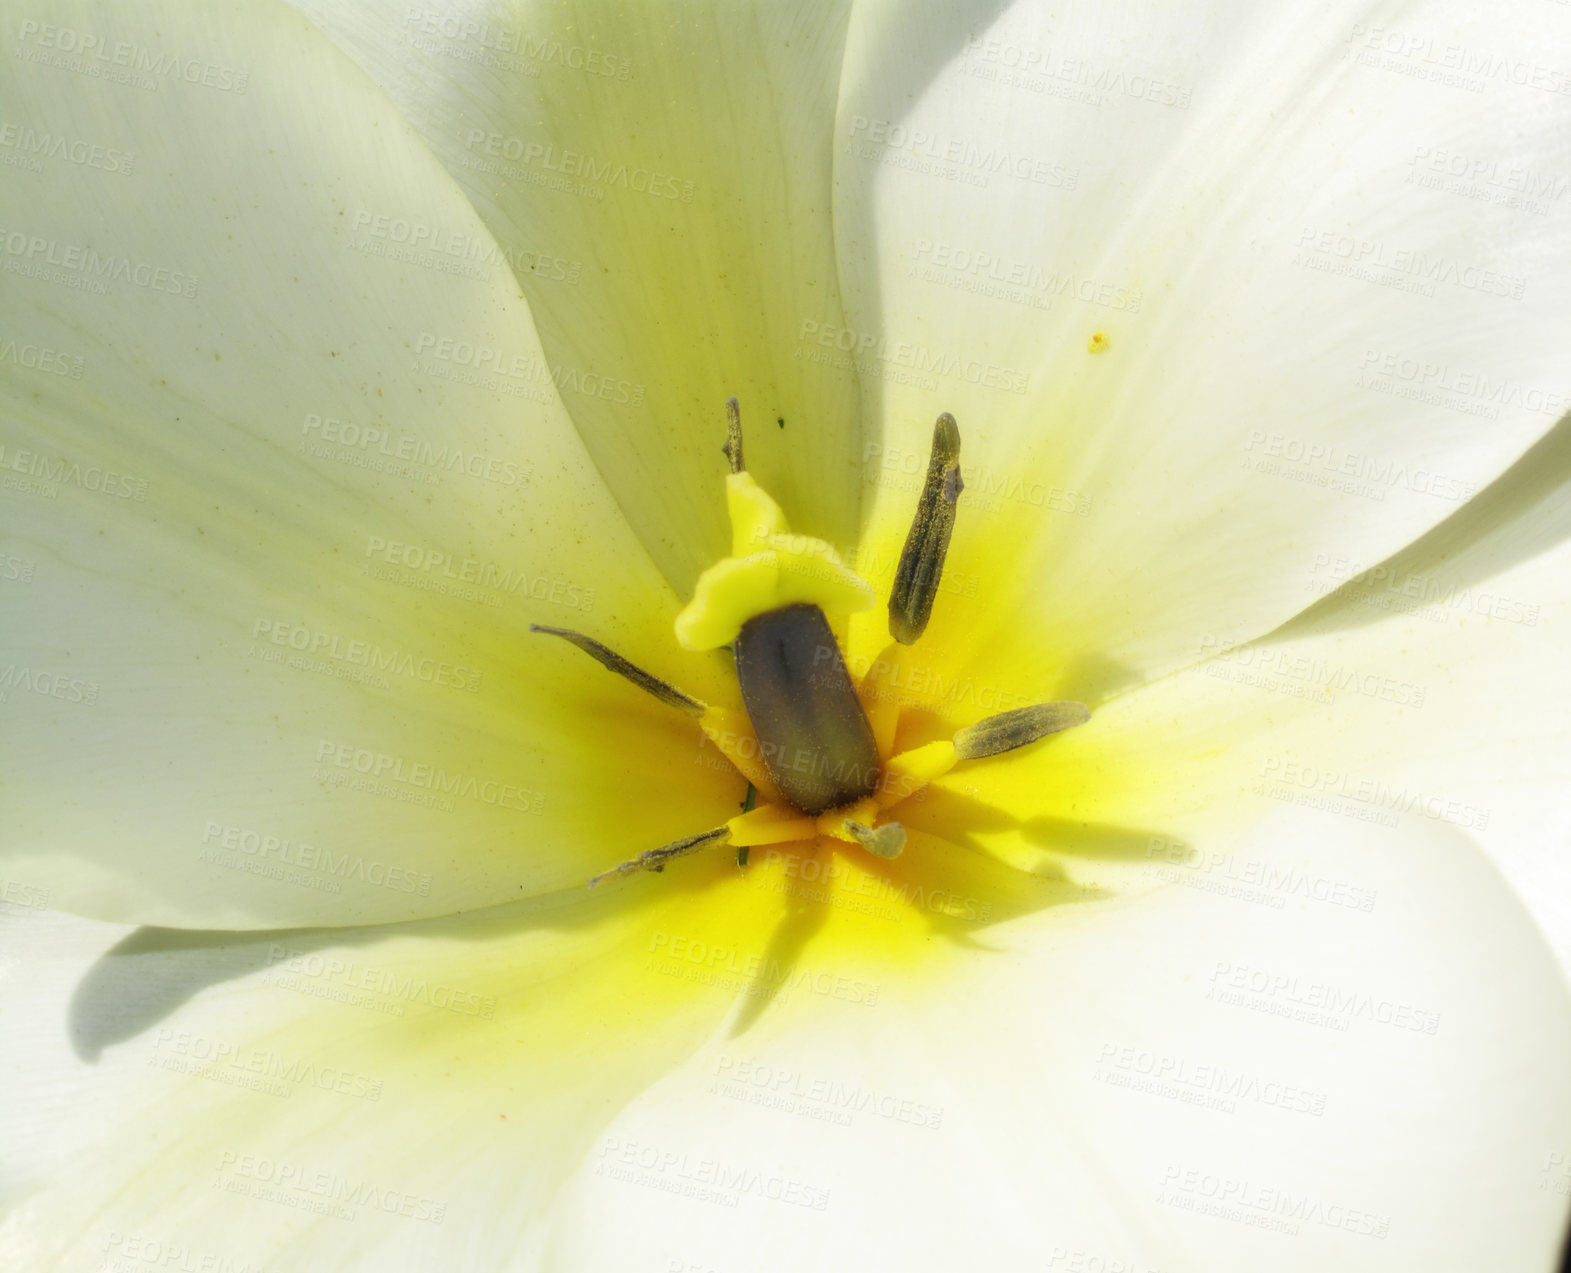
(281, 0, 867, 592)
(836, 0, 1571, 700)
(958, 425, 1571, 971)
(0, 0, 742, 929)
(0, 851, 785, 1271)
(11, 812, 1565, 1270)
(9, 792, 1568, 1271)
(553, 809, 1571, 1272)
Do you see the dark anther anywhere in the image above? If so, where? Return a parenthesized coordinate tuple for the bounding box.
(952, 701, 1090, 760)
(588, 826, 732, 887)
(734, 603, 881, 815)
(888, 412, 962, 645)
(530, 624, 706, 717)
(844, 820, 906, 859)
(722, 396, 745, 474)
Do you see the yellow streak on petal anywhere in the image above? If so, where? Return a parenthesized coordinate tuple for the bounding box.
(57, 821, 1109, 1272)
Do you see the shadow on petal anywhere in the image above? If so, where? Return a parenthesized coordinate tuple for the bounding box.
(708, 810, 1132, 1017)
(1273, 408, 1571, 641)
(69, 883, 665, 1062)
(1049, 643, 1148, 711)
(727, 887, 832, 1038)
(841, 3, 1010, 470)
(71, 926, 299, 1062)
(913, 784, 1187, 864)
(69, 764, 1169, 1068)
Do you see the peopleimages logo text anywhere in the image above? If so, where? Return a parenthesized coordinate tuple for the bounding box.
(461, 130, 693, 201)
(846, 115, 1078, 188)
(314, 740, 545, 816)
(15, 20, 250, 92)
(0, 228, 198, 297)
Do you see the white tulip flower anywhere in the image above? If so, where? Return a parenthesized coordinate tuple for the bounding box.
(4, 1, 1571, 1270)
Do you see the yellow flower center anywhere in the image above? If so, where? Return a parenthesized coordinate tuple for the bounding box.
(536, 404, 1090, 895)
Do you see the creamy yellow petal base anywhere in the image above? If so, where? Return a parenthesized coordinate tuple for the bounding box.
(285, 0, 868, 594)
(947, 427, 1571, 972)
(0, 0, 745, 929)
(9, 805, 1568, 1270)
(553, 811, 1571, 1272)
(0, 828, 1090, 1269)
(836, 0, 1571, 706)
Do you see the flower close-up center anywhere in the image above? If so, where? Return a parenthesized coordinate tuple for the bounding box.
(543, 402, 1090, 904)
(7, 1, 1571, 1268)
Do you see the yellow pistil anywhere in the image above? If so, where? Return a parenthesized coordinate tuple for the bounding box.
(673, 472, 875, 651)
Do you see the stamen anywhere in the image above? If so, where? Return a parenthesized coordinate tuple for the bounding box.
(721, 396, 745, 474)
(888, 413, 963, 645)
(856, 641, 908, 758)
(875, 739, 958, 810)
(844, 820, 906, 859)
(530, 624, 706, 718)
(952, 701, 1090, 760)
(728, 801, 818, 847)
(587, 826, 732, 887)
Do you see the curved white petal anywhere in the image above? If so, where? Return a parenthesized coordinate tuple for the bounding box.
(8, 809, 1565, 1271)
(281, 0, 867, 593)
(0, 0, 745, 930)
(0, 852, 783, 1271)
(553, 810, 1571, 1272)
(836, 0, 1571, 702)
(956, 423, 1571, 972)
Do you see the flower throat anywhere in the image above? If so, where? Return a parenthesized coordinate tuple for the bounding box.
(532, 401, 1089, 886)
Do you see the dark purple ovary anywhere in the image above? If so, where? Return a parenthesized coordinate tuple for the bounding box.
(733, 603, 881, 815)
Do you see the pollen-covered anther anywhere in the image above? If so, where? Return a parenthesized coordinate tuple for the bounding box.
(888, 412, 962, 646)
(530, 624, 706, 717)
(721, 395, 744, 474)
(843, 819, 906, 859)
(861, 702, 1095, 816)
(587, 826, 732, 888)
(952, 701, 1091, 760)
